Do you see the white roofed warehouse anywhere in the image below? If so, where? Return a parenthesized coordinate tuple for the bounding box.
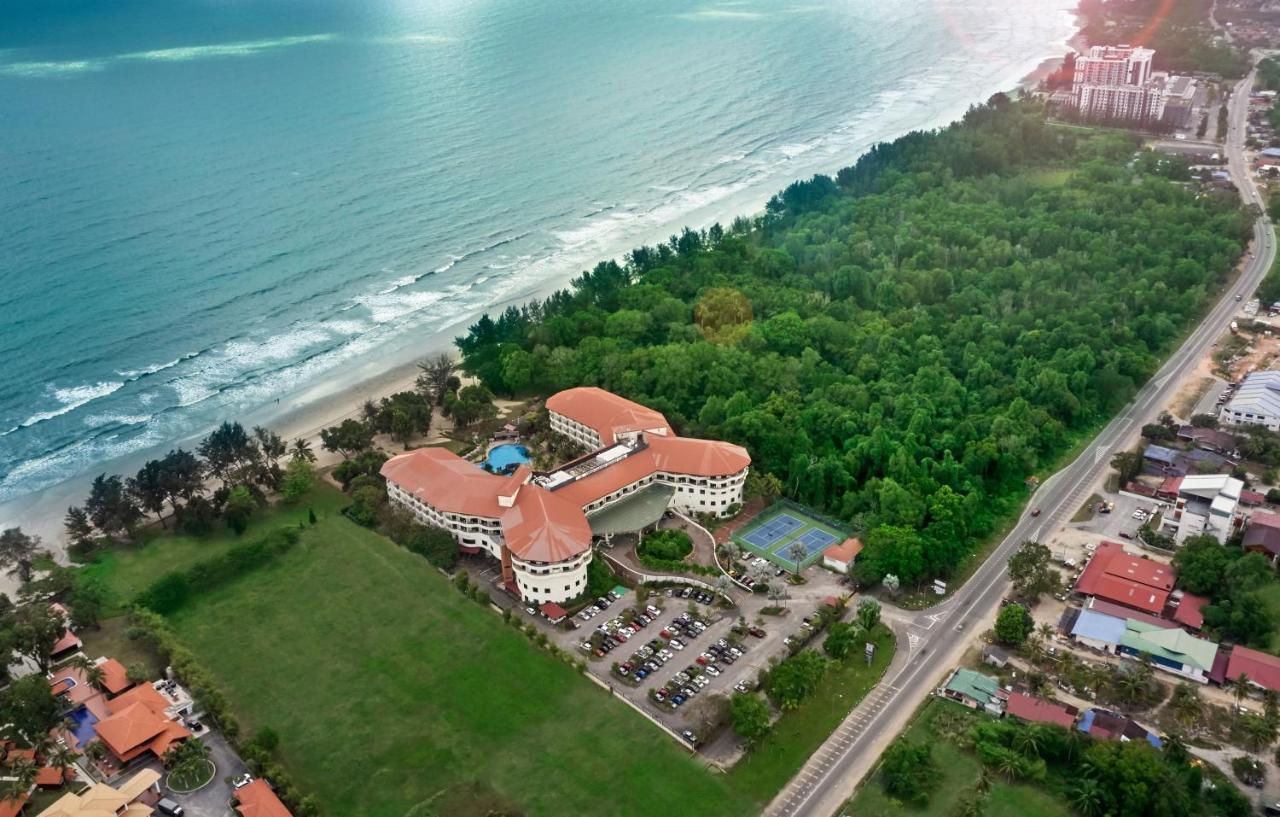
(1219, 370, 1280, 431)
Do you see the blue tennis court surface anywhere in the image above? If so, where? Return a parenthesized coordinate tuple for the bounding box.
(778, 528, 839, 558)
(740, 513, 804, 548)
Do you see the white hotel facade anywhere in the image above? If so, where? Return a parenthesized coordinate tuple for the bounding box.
(382, 387, 750, 604)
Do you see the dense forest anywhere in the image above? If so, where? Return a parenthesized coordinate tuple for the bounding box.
(456, 98, 1250, 587)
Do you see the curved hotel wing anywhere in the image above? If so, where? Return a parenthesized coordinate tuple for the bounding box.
(382, 387, 750, 603)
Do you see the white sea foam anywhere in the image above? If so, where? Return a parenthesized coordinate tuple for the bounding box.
(0, 60, 104, 78)
(1, 34, 335, 80)
(12, 381, 125, 430)
(117, 34, 336, 63)
(717, 151, 747, 165)
(673, 9, 766, 21)
(83, 413, 153, 428)
(117, 351, 198, 380)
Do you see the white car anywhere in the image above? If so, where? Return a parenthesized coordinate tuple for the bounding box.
(232, 773, 253, 789)
(1131, 510, 1147, 520)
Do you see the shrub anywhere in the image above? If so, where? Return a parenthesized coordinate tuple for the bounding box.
(639, 530, 693, 562)
(134, 528, 300, 615)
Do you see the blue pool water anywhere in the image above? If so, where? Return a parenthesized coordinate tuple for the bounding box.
(67, 706, 98, 746)
(484, 444, 530, 471)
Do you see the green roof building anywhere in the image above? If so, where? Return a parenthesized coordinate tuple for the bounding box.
(941, 667, 1003, 711)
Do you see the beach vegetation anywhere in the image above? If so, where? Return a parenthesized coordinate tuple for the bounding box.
(280, 458, 315, 503)
(0, 528, 42, 585)
(416, 351, 460, 404)
(443, 383, 498, 428)
(318, 418, 374, 459)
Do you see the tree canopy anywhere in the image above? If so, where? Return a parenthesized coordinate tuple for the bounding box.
(454, 100, 1249, 586)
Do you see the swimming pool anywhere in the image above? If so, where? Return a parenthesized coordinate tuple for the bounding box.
(484, 443, 530, 472)
(66, 705, 98, 746)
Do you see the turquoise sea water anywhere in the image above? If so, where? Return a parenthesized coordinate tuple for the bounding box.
(0, 0, 1074, 527)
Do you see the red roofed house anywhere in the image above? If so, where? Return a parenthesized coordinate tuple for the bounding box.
(1073, 542, 1175, 616)
(93, 683, 190, 764)
(822, 538, 862, 574)
(96, 658, 134, 697)
(382, 388, 749, 604)
(1005, 690, 1078, 729)
(1169, 591, 1209, 630)
(1224, 644, 1280, 692)
(49, 603, 81, 661)
(234, 779, 294, 817)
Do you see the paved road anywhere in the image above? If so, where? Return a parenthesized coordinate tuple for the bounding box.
(764, 66, 1275, 817)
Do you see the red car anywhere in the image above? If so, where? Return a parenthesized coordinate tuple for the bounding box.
(1030, 508, 1042, 517)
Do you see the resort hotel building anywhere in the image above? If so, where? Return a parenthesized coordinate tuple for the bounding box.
(382, 387, 750, 604)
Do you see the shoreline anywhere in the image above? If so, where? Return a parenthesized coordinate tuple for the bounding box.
(0, 17, 1083, 554)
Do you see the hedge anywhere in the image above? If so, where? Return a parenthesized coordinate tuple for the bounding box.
(134, 527, 300, 615)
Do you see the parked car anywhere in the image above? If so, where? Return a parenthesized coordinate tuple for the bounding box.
(705, 665, 721, 677)
(156, 800, 186, 817)
(682, 730, 698, 746)
(748, 627, 766, 638)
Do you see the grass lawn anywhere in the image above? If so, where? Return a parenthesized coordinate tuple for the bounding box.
(727, 626, 895, 803)
(844, 699, 1071, 817)
(166, 513, 756, 817)
(77, 616, 166, 678)
(1253, 583, 1280, 655)
(79, 483, 348, 615)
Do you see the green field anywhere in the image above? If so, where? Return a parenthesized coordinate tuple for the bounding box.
(1253, 583, 1280, 656)
(166, 513, 756, 817)
(79, 483, 347, 615)
(845, 699, 1071, 817)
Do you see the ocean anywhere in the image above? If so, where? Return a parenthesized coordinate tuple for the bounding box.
(0, 0, 1076, 533)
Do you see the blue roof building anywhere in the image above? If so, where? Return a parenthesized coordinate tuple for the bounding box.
(1070, 608, 1126, 651)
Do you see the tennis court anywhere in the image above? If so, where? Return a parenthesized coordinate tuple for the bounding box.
(732, 503, 849, 572)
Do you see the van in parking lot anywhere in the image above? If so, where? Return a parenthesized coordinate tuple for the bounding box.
(156, 800, 186, 817)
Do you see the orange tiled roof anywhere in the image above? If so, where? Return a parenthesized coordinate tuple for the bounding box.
(546, 387, 672, 444)
(500, 486, 591, 563)
(381, 448, 507, 517)
(96, 686, 189, 763)
(235, 779, 294, 817)
(97, 658, 131, 695)
(52, 628, 82, 655)
(823, 538, 863, 562)
(0, 793, 26, 817)
(554, 438, 748, 509)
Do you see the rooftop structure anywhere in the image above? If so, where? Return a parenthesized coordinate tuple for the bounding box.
(1158, 474, 1244, 544)
(1221, 371, 1280, 430)
(94, 683, 191, 763)
(1071, 45, 1167, 123)
(1223, 644, 1280, 691)
(940, 668, 1003, 712)
(1078, 709, 1162, 748)
(382, 387, 749, 604)
(234, 779, 294, 817)
(821, 538, 862, 573)
(1005, 691, 1078, 729)
(36, 768, 160, 817)
(1073, 542, 1174, 615)
(1120, 619, 1217, 682)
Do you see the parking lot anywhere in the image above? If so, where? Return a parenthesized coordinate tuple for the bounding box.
(1063, 490, 1161, 552)
(539, 583, 825, 760)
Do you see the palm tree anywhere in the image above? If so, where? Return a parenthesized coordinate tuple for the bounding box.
(856, 598, 881, 631)
(1170, 683, 1205, 728)
(712, 574, 734, 599)
(1037, 622, 1054, 641)
(71, 655, 105, 689)
(1069, 778, 1104, 817)
(786, 541, 807, 574)
(1013, 725, 1046, 758)
(992, 749, 1023, 780)
(1238, 714, 1277, 752)
(1, 760, 37, 801)
(290, 437, 316, 463)
(1264, 689, 1279, 726)
(47, 744, 78, 781)
(1234, 672, 1252, 720)
(720, 541, 740, 565)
